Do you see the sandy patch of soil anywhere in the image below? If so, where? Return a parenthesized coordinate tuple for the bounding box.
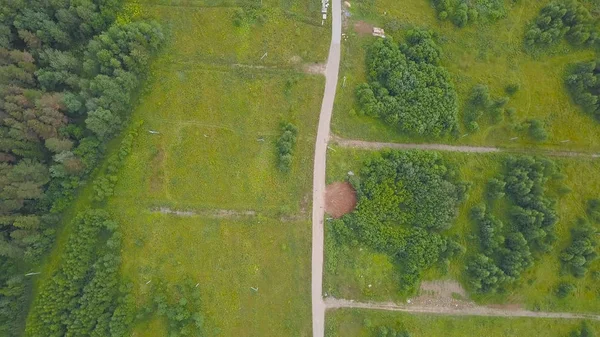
(325, 182, 357, 218)
(354, 21, 373, 35)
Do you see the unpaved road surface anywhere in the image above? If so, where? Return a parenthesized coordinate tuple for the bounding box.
(311, 1, 342, 337)
(325, 298, 600, 321)
(332, 135, 600, 157)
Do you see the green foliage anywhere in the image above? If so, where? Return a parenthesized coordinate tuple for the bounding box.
(586, 198, 600, 222)
(232, 4, 268, 26)
(555, 281, 576, 298)
(560, 218, 598, 278)
(525, 119, 549, 141)
(466, 156, 559, 293)
(525, 0, 599, 48)
(331, 151, 465, 293)
(374, 325, 411, 337)
(357, 30, 458, 137)
(276, 123, 298, 172)
(0, 257, 26, 337)
(431, 0, 506, 27)
(505, 83, 520, 96)
(463, 84, 509, 132)
(138, 280, 205, 336)
(26, 209, 134, 337)
(565, 59, 600, 120)
(571, 321, 596, 337)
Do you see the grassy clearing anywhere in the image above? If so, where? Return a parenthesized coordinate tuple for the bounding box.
(325, 309, 600, 337)
(324, 146, 600, 313)
(332, 0, 600, 151)
(136, 4, 328, 66)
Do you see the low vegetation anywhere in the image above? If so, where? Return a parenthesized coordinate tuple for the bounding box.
(431, 0, 506, 27)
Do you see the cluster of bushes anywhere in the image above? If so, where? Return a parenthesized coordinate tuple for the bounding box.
(93, 126, 139, 202)
(329, 151, 467, 293)
(463, 84, 511, 132)
(466, 156, 559, 293)
(26, 210, 135, 337)
(276, 123, 298, 172)
(565, 59, 600, 120)
(570, 321, 596, 337)
(431, 0, 506, 27)
(372, 325, 411, 337)
(525, 0, 599, 48)
(0, 2, 164, 333)
(137, 280, 205, 336)
(560, 218, 598, 278)
(356, 29, 459, 138)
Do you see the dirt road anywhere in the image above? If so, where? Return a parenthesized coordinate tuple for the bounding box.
(325, 298, 600, 321)
(311, 1, 342, 337)
(332, 135, 600, 157)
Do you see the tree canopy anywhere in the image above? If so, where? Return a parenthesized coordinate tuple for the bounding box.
(356, 30, 458, 138)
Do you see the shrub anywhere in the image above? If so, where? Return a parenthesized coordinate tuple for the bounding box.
(555, 281, 576, 298)
(560, 219, 598, 278)
(276, 123, 298, 172)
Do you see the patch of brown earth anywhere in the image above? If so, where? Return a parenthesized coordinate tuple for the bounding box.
(354, 21, 374, 35)
(325, 182, 357, 218)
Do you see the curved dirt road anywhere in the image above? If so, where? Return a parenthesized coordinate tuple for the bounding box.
(311, 1, 342, 337)
(325, 298, 600, 321)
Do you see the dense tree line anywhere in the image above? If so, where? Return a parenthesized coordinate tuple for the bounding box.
(26, 210, 134, 337)
(466, 156, 559, 293)
(356, 29, 458, 137)
(525, 0, 600, 48)
(329, 151, 467, 293)
(566, 59, 600, 120)
(431, 0, 506, 27)
(0, 1, 164, 335)
(276, 122, 298, 172)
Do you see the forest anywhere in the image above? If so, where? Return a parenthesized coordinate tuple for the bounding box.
(329, 151, 467, 293)
(0, 1, 164, 335)
(356, 29, 459, 138)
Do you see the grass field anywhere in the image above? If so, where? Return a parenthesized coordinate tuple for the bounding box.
(325, 309, 600, 337)
(111, 3, 328, 334)
(324, 147, 600, 313)
(30, 2, 329, 336)
(331, 0, 600, 152)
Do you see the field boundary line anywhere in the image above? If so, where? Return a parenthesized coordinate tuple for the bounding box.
(325, 298, 600, 320)
(331, 135, 600, 158)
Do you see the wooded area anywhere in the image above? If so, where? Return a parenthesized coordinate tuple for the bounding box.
(356, 30, 458, 138)
(0, 1, 163, 335)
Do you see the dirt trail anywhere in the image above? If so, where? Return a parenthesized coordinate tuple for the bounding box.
(324, 297, 600, 320)
(331, 135, 600, 158)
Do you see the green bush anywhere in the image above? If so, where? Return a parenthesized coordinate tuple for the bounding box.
(560, 218, 598, 278)
(276, 123, 298, 172)
(555, 281, 576, 298)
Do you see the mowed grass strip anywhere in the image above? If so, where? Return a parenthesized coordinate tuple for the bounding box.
(326, 309, 600, 337)
(331, 0, 600, 151)
(324, 147, 600, 313)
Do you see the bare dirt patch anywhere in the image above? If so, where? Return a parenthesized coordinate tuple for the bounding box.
(354, 21, 374, 35)
(325, 182, 357, 218)
(303, 62, 326, 75)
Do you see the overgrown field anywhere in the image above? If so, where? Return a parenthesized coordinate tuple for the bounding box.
(331, 0, 600, 151)
(326, 309, 600, 337)
(324, 147, 600, 313)
(28, 1, 329, 336)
